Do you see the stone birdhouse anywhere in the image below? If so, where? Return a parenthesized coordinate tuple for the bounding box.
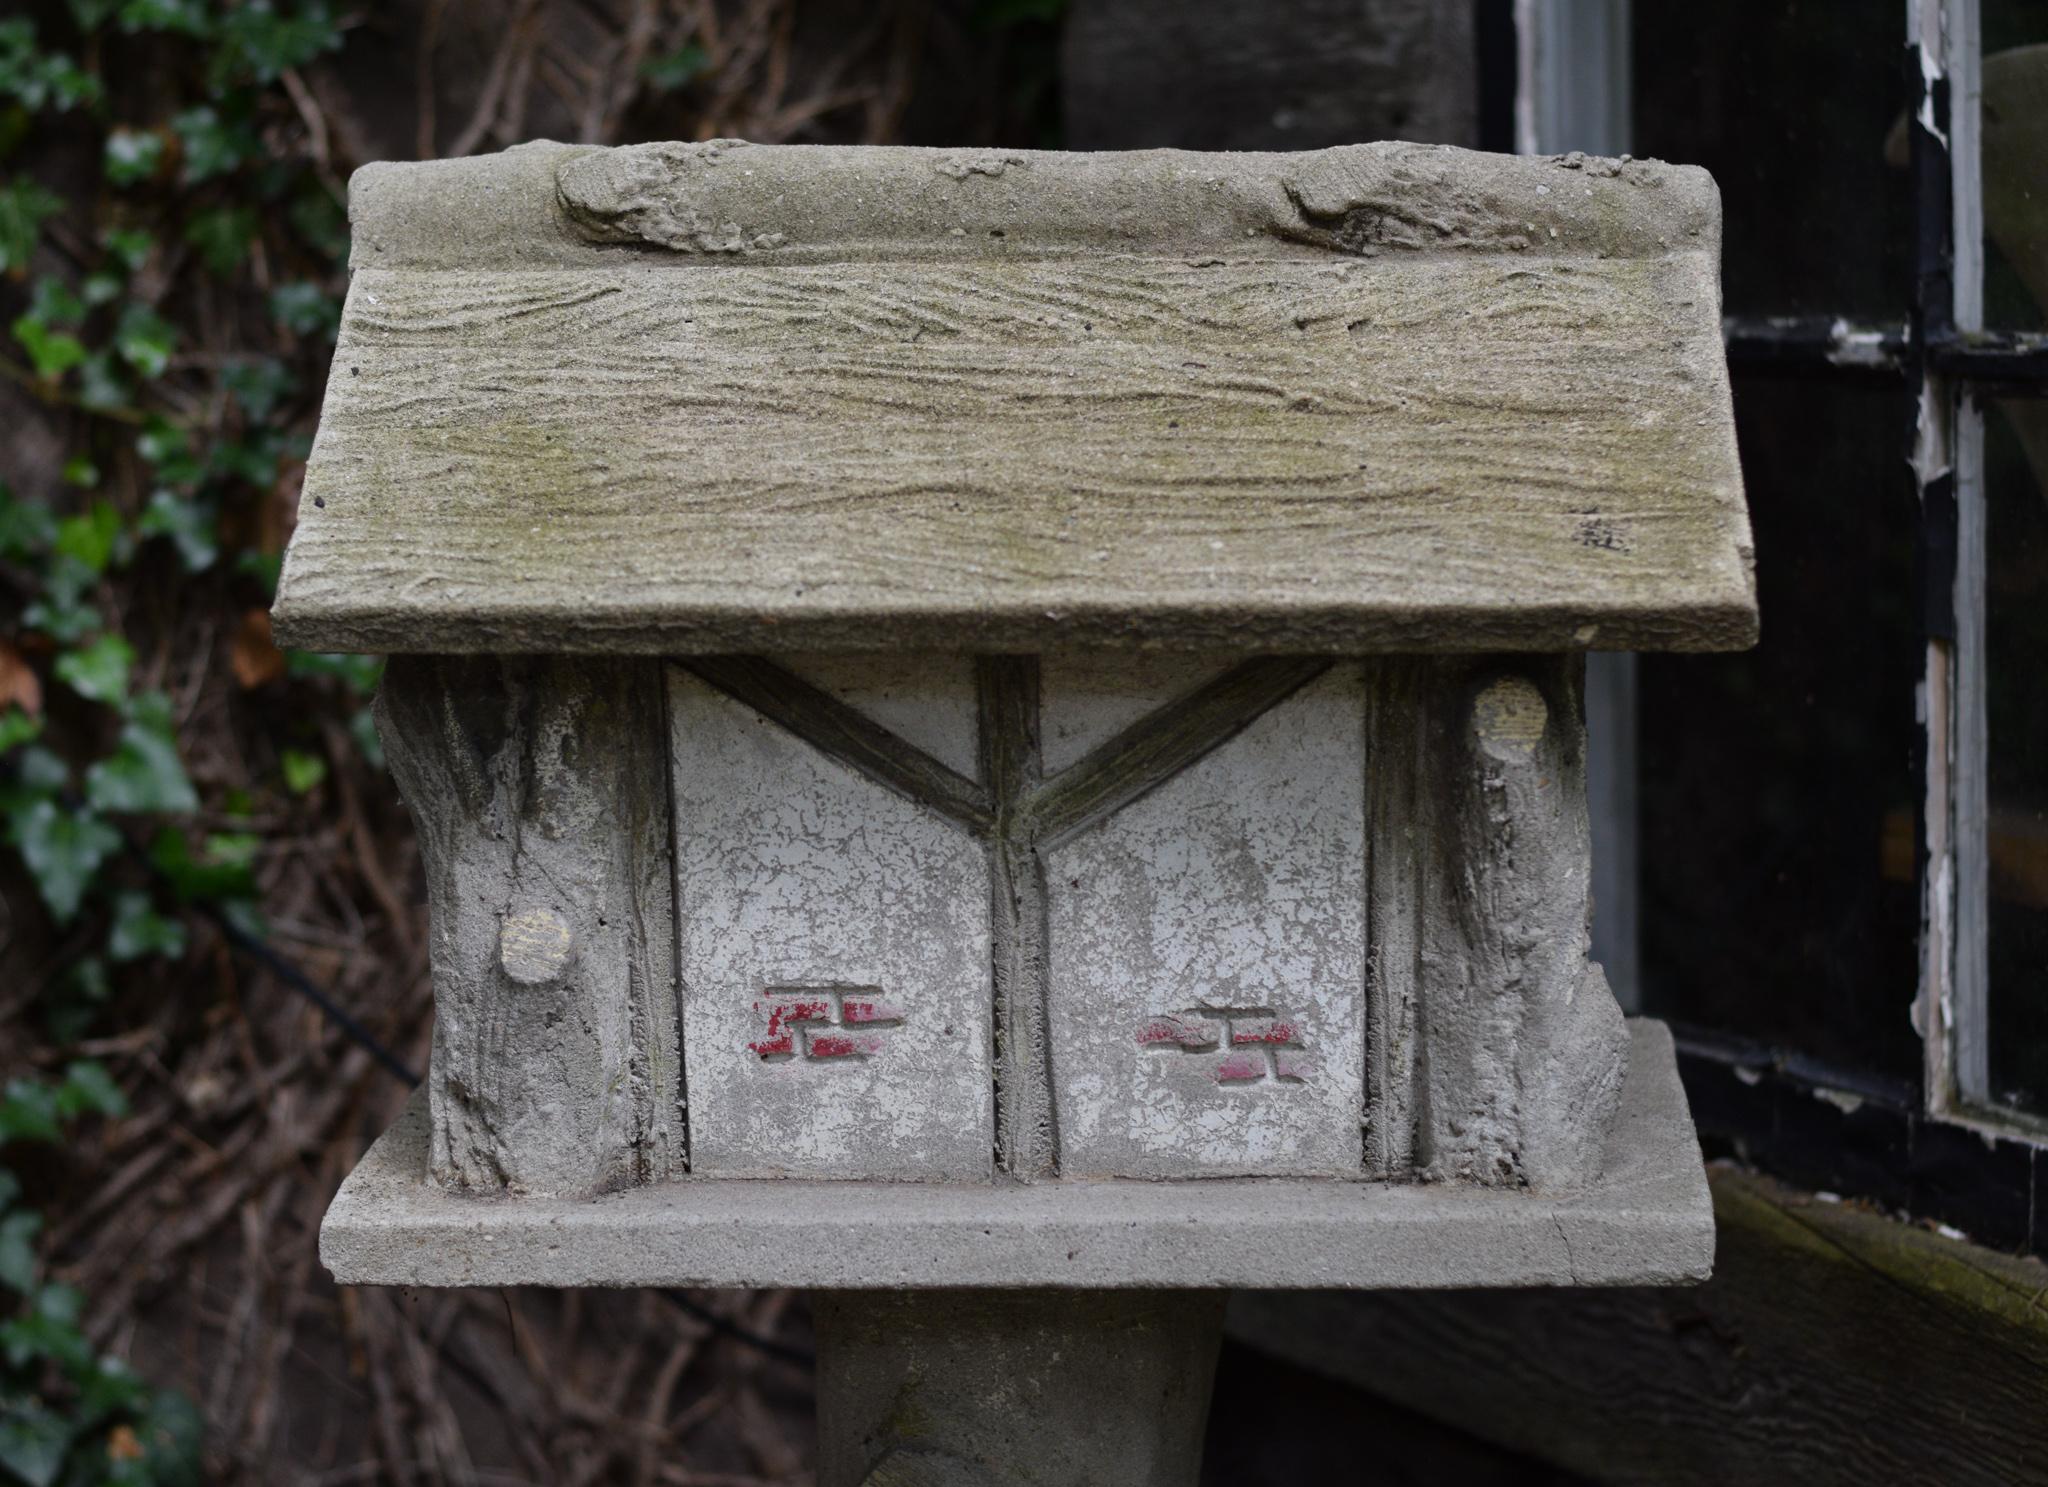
(282, 139, 1753, 1482)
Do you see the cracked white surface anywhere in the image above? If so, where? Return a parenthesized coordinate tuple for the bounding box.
(1045, 665, 1368, 1177)
(669, 668, 993, 1180)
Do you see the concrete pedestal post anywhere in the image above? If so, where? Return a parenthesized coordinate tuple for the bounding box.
(810, 1288, 1226, 1487)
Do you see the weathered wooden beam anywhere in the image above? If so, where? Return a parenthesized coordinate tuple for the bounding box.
(978, 655, 1059, 1180)
(1229, 1167, 2048, 1486)
(684, 656, 993, 835)
(1021, 658, 1332, 852)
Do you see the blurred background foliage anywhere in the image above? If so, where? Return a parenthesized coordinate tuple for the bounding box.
(0, 3, 1060, 1481)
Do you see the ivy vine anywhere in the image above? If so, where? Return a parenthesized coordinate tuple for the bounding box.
(0, 4, 372, 1481)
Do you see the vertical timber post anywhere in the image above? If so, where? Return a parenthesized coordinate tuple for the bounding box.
(376, 655, 681, 1195)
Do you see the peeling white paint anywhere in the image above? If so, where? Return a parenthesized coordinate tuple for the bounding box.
(1825, 317, 1896, 370)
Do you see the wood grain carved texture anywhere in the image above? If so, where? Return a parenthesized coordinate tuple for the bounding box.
(1227, 1169, 2048, 1487)
(374, 656, 680, 1195)
(1377, 656, 1628, 1192)
(342, 140, 1719, 273)
(273, 250, 1754, 654)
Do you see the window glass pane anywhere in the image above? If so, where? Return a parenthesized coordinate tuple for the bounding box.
(1983, 4, 2048, 332)
(1634, 5, 1910, 317)
(1985, 404, 2048, 1113)
(1639, 381, 1922, 1079)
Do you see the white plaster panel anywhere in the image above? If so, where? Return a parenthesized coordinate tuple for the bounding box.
(1045, 664, 1368, 1178)
(1038, 652, 1237, 773)
(668, 668, 993, 1180)
(779, 652, 980, 780)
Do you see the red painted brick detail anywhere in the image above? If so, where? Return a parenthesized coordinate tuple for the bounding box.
(1272, 1049, 1318, 1083)
(807, 1032, 884, 1059)
(1230, 1018, 1298, 1046)
(1141, 1006, 1313, 1084)
(750, 987, 900, 1062)
(1212, 1051, 1268, 1084)
(1135, 1013, 1222, 1050)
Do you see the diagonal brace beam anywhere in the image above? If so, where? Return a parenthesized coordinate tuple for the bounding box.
(1018, 657, 1335, 852)
(682, 656, 995, 835)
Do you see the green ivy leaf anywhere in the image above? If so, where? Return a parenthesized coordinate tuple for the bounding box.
(10, 315, 85, 378)
(0, 1397, 74, 1487)
(288, 185, 347, 259)
(286, 650, 383, 694)
(267, 279, 338, 337)
(135, 417, 201, 485)
(21, 589, 102, 644)
(148, 826, 256, 902)
(100, 226, 154, 273)
(60, 454, 98, 488)
(235, 549, 282, 597)
(8, 799, 119, 921)
(0, 21, 45, 101)
(205, 831, 258, 870)
(0, 20, 99, 114)
(0, 485, 56, 557)
(279, 746, 326, 794)
(1, 1281, 91, 1370)
(640, 43, 709, 93)
(87, 697, 197, 813)
(113, 302, 176, 376)
(170, 104, 256, 183)
(106, 890, 186, 962)
(0, 1078, 62, 1144)
(216, 1, 343, 84)
(183, 203, 257, 274)
(0, 708, 39, 753)
(0, 176, 60, 275)
(26, 275, 83, 326)
(223, 357, 294, 420)
(75, 350, 133, 413)
(73, 1355, 147, 1421)
(54, 632, 132, 700)
(212, 430, 286, 486)
(43, 954, 111, 1044)
(2, 744, 68, 803)
(0, 1209, 40, 1292)
(127, 1389, 204, 1485)
(53, 502, 122, 573)
(117, 0, 212, 37)
(62, 954, 110, 1006)
(103, 127, 165, 186)
(137, 489, 216, 572)
(57, 1060, 126, 1118)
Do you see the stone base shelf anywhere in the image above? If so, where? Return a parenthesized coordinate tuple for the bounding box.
(323, 1020, 1710, 1290)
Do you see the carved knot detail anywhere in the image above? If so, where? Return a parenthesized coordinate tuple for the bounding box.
(498, 907, 573, 986)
